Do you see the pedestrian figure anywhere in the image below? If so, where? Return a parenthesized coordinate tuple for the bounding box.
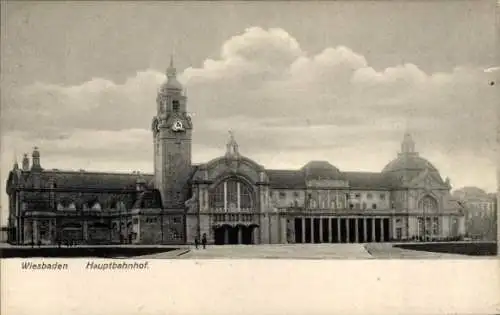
(194, 236, 199, 249)
(202, 233, 207, 249)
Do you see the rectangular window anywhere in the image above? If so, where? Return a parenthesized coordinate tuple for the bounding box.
(379, 193, 386, 200)
(279, 192, 286, 199)
(172, 100, 180, 111)
(367, 193, 373, 199)
(372, 204, 377, 210)
(355, 193, 361, 198)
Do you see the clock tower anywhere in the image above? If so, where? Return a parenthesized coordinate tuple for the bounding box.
(152, 56, 193, 208)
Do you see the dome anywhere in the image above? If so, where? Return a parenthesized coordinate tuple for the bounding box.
(382, 154, 439, 174)
(301, 161, 343, 180)
(383, 132, 440, 177)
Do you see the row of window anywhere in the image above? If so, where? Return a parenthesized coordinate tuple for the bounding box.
(468, 203, 495, 212)
(287, 200, 382, 210)
(213, 214, 253, 222)
(276, 191, 387, 200)
(54, 202, 127, 211)
(145, 217, 159, 224)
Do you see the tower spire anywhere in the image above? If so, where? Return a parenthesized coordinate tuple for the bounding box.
(13, 151, 19, 169)
(166, 54, 177, 78)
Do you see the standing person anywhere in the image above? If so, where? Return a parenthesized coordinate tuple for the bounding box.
(202, 233, 207, 249)
(194, 235, 199, 249)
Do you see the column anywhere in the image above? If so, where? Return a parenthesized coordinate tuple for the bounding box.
(301, 217, 306, 243)
(345, 218, 350, 243)
(371, 218, 376, 241)
(319, 217, 323, 243)
(380, 218, 385, 242)
(49, 220, 54, 244)
(458, 216, 466, 237)
(237, 182, 241, 211)
(33, 220, 39, 244)
(204, 189, 209, 211)
(328, 218, 333, 243)
(310, 218, 314, 243)
(83, 220, 88, 242)
(363, 218, 367, 243)
(224, 228, 229, 244)
(337, 218, 341, 243)
(237, 227, 242, 244)
(281, 218, 287, 243)
(223, 181, 228, 212)
(354, 218, 359, 243)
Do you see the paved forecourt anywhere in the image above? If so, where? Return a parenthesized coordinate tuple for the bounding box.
(142, 243, 477, 259)
(167, 244, 374, 259)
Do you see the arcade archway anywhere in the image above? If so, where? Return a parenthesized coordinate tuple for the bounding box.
(213, 224, 259, 245)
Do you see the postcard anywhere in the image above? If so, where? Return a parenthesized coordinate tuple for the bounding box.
(1, 1, 498, 314)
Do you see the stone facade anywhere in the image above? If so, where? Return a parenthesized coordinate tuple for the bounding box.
(4, 60, 466, 246)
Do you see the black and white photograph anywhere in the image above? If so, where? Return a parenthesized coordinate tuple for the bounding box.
(0, 1, 498, 262)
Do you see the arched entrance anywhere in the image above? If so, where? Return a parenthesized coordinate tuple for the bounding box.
(242, 224, 258, 245)
(418, 195, 439, 240)
(212, 224, 259, 245)
(213, 224, 230, 245)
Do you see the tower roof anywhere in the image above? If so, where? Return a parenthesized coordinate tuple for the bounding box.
(160, 54, 183, 92)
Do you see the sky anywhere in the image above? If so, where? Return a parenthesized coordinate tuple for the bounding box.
(0, 1, 498, 224)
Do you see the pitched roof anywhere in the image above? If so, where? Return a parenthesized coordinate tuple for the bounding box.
(266, 169, 396, 190)
(343, 171, 395, 189)
(266, 169, 305, 189)
(40, 170, 153, 191)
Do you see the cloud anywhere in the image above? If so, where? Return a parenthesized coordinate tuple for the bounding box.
(1, 27, 497, 197)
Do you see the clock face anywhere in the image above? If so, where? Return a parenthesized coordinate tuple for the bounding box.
(172, 120, 184, 132)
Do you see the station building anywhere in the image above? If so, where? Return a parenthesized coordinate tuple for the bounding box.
(5, 60, 466, 245)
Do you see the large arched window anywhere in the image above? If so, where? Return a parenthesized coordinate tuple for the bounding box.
(210, 178, 254, 211)
(418, 195, 438, 213)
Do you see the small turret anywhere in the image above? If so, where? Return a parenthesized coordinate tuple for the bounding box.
(31, 146, 42, 171)
(401, 132, 416, 155)
(136, 172, 147, 192)
(22, 154, 30, 171)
